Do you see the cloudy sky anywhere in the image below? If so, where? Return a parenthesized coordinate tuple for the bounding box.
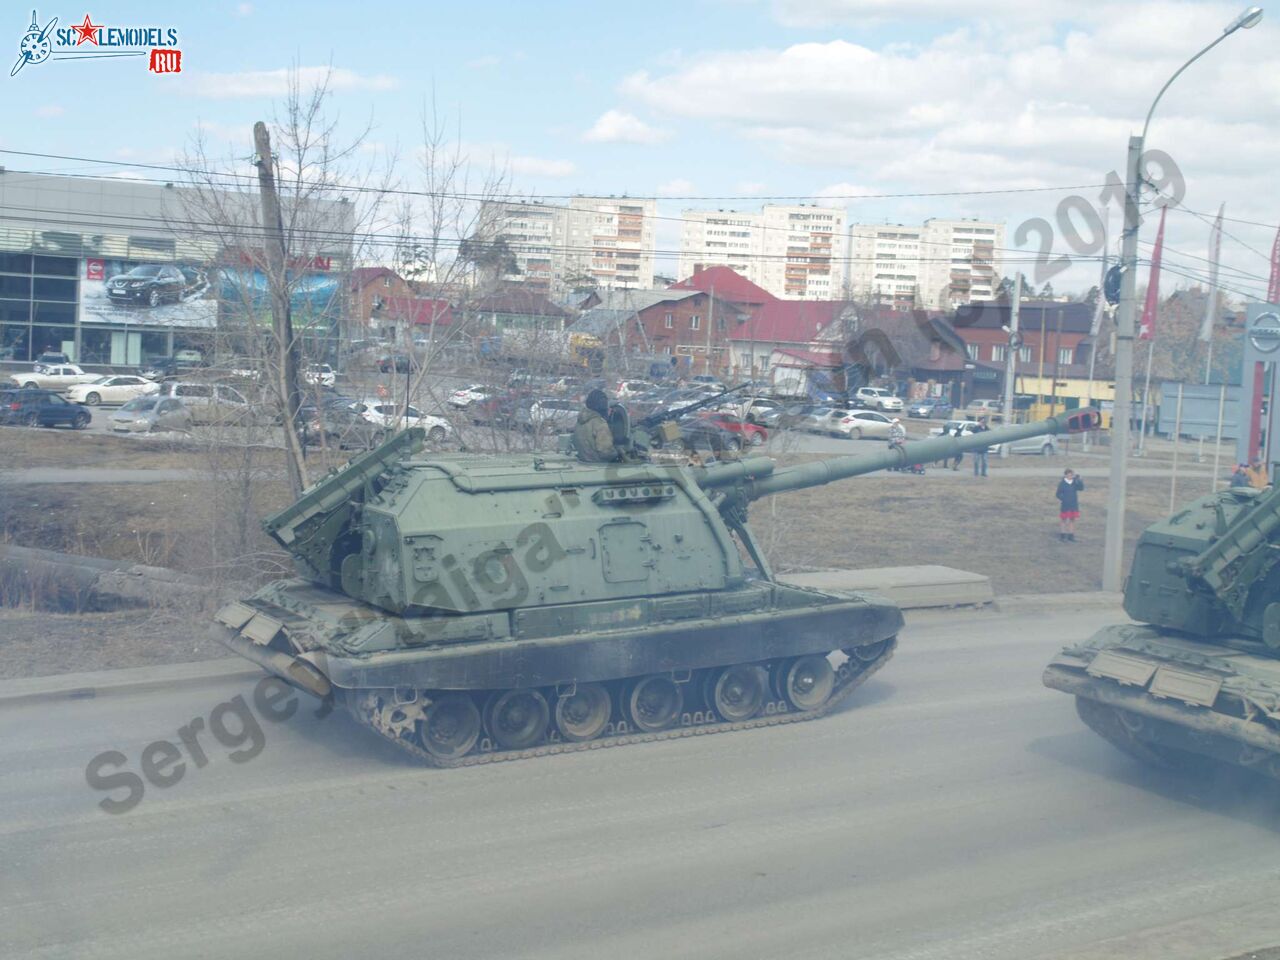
(6, 0, 1280, 299)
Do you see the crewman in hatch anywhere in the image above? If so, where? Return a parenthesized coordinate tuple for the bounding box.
(572, 388, 621, 462)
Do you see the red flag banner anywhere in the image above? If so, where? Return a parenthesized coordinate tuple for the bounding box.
(1270, 223, 1280, 303)
(1138, 206, 1167, 342)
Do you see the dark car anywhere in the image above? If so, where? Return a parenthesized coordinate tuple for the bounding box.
(305, 405, 386, 451)
(106, 264, 185, 307)
(140, 356, 202, 381)
(674, 416, 743, 455)
(907, 397, 954, 419)
(0, 388, 90, 429)
(378, 353, 412, 373)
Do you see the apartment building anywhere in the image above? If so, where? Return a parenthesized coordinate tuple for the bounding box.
(482, 197, 657, 295)
(848, 218, 1004, 311)
(678, 204, 846, 301)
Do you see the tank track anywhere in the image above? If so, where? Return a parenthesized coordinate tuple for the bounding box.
(345, 640, 896, 769)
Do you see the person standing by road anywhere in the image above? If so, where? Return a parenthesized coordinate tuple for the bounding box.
(950, 421, 964, 470)
(1056, 468, 1084, 542)
(972, 417, 991, 477)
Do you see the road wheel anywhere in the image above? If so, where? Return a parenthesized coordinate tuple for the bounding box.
(22, 413, 39, 427)
(625, 676, 683, 733)
(73, 414, 89, 430)
(418, 693, 482, 761)
(852, 427, 863, 440)
(484, 689, 550, 750)
(771, 655, 835, 712)
(147, 289, 161, 307)
(427, 426, 446, 445)
(554, 683, 612, 742)
(84, 392, 101, 406)
(749, 431, 764, 446)
(705, 664, 768, 722)
(1041, 443, 1054, 456)
(21, 381, 38, 389)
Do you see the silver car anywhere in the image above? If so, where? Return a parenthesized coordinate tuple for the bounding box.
(109, 396, 193, 433)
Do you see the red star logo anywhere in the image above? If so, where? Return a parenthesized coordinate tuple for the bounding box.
(72, 14, 102, 45)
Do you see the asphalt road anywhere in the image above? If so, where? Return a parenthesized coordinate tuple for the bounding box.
(4, 603, 1280, 960)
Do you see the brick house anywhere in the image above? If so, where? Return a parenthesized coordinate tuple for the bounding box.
(952, 300, 1096, 400)
(349, 267, 414, 332)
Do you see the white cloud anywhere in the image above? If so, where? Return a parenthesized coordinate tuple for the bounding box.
(234, 2, 253, 16)
(468, 54, 500, 69)
(182, 66, 397, 98)
(35, 104, 64, 117)
(656, 178, 695, 196)
(582, 109, 671, 145)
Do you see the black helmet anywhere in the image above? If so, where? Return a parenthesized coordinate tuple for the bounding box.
(585, 388, 609, 415)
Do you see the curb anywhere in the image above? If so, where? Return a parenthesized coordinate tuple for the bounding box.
(0, 658, 263, 709)
(996, 591, 1125, 611)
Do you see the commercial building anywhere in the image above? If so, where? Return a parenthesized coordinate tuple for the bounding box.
(678, 204, 846, 301)
(482, 196, 658, 295)
(848, 218, 1004, 310)
(0, 171, 353, 366)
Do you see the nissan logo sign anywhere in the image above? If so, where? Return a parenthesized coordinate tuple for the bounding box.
(1251, 312, 1280, 354)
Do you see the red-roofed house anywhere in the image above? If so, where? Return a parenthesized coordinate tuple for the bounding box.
(382, 296, 454, 328)
(349, 267, 414, 330)
(670, 265, 777, 309)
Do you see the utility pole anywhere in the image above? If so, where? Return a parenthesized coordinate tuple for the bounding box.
(254, 121, 308, 497)
(1102, 136, 1142, 592)
(1001, 273, 1021, 456)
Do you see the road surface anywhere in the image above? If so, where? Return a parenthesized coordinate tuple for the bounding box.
(3, 604, 1279, 960)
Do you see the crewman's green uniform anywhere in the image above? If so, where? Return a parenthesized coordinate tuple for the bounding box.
(572, 408, 617, 462)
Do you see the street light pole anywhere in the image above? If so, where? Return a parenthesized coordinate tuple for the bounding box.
(1100, 5, 1263, 592)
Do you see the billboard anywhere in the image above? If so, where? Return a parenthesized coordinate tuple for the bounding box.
(217, 268, 342, 329)
(80, 258, 217, 329)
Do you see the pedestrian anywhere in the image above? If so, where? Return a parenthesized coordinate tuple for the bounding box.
(950, 421, 964, 470)
(972, 417, 990, 477)
(1056, 468, 1084, 542)
(1246, 458, 1270, 490)
(1230, 463, 1251, 488)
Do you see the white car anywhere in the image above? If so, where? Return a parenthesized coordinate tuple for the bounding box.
(350, 400, 454, 445)
(854, 387, 904, 412)
(9, 364, 100, 391)
(448, 384, 497, 408)
(66, 375, 160, 406)
(614, 379, 653, 400)
(831, 409, 897, 439)
(304, 363, 336, 388)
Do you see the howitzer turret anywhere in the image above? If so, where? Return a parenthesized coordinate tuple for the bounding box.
(212, 409, 1098, 767)
(1044, 472, 1280, 780)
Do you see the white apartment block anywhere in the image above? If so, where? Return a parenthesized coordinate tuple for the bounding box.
(678, 204, 846, 300)
(848, 218, 1004, 310)
(482, 197, 657, 294)
(678, 209, 764, 286)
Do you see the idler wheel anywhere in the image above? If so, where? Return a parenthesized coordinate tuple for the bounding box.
(485, 689, 551, 749)
(849, 639, 890, 662)
(773, 655, 835, 712)
(418, 693, 481, 760)
(706, 664, 768, 722)
(554, 683, 612, 742)
(625, 676, 684, 732)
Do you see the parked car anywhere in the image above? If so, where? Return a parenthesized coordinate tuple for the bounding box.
(734, 397, 785, 428)
(377, 353, 412, 374)
(106, 264, 185, 307)
(304, 363, 337, 388)
(854, 386, 904, 412)
(614, 379, 654, 400)
(778, 401, 821, 429)
(690, 375, 727, 392)
(831, 409, 896, 440)
(306, 405, 386, 450)
(173, 348, 204, 364)
(448, 383, 499, 409)
(674, 416, 743, 455)
(157, 381, 254, 425)
(966, 399, 1004, 418)
(109, 395, 193, 434)
(140, 356, 203, 381)
(516, 398, 580, 433)
(9, 363, 99, 391)
(695, 412, 768, 445)
(66, 375, 159, 406)
(549, 376, 584, 396)
(349, 400, 453, 445)
(34, 351, 70, 366)
(907, 397, 954, 419)
(1, 388, 90, 428)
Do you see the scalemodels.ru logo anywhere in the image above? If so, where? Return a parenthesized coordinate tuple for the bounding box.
(10, 9, 182, 77)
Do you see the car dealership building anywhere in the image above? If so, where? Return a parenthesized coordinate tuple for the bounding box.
(0, 170, 353, 366)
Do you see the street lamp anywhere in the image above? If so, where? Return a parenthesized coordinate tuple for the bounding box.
(1102, 5, 1263, 592)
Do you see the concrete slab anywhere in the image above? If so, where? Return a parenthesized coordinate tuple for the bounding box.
(781, 564, 994, 609)
(0, 657, 260, 708)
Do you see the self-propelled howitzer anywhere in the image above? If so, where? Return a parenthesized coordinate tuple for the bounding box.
(1043, 477, 1280, 779)
(213, 409, 1098, 767)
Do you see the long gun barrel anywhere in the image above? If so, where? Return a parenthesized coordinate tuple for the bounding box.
(699, 409, 1100, 500)
(638, 383, 750, 429)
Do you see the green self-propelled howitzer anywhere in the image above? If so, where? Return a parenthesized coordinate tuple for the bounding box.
(213, 408, 1098, 767)
(1044, 478, 1280, 779)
